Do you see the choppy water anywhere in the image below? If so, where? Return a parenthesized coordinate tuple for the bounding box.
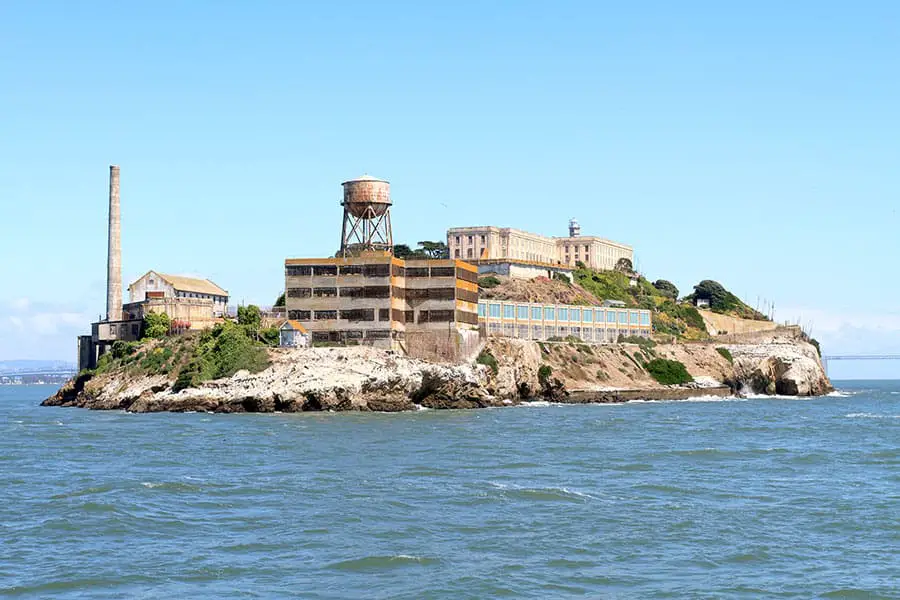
(1, 382, 898, 599)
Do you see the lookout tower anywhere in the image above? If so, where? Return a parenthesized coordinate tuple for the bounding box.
(339, 175, 393, 257)
(568, 218, 581, 238)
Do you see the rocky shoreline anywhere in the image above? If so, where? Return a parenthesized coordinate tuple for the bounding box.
(43, 331, 831, 414)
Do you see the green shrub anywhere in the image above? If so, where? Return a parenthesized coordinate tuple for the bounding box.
(111, 340, 139, 359)
(259, 326, 280, 347)
(809, 338, 821, 357)
(646, 358, 692, 385)
(140, 347, 173, 373)
(619, 335, 656, 350)
(476, 349, 499, 375)
(716, 347, 734, 364)
(478, 276, 501, 289)
(143, 312, 171, 339)
(538, 364, 553, 386)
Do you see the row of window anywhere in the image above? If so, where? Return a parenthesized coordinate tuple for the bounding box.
(176, 291, 225, 303)
(286, 308, 478, 325)
(478, 303, 651, 326)
(286, 264, 465, 278)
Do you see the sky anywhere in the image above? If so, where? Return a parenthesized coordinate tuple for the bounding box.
(1, 1, 898, 378)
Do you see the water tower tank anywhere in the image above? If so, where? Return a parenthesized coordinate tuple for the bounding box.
(341, 175, 391, 218)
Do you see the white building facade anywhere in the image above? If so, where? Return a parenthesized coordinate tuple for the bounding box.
(447, 223, 633, 271)
(479, 299, 651, 342)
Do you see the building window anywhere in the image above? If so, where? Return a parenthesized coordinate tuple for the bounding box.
(503, 304, 515, 319)
(607, 311, 616, 323)
(288, 310, 311, 320)
(312, 265, 338, 276)
(544, 307, 555, 320)
(630, 312, 639, 325)
(489, 303, 501, 318)
(467, 248, 473, 258)
(478, 303, 486, 317)
(455, 236, 460, 244)
(641, 312, 651, 325)
(148, 279, 154, 286)
(583, 310, 592, 323)
(619, 311, 628, 324)
(286, 265, 312, 276)
(558, 307, 568, 321)
(313, 287, 337, 297)
(571, 309, 580, 322)
(313, 310, 337, 320)
(480, 235, 486, 244)
(287, 288, 312, 298)
(531, 306, 542, 320)
(517, 305, 528, 320)
(454, 249, 460, 258)
(379, 308, 391, 321)
(468, 235, 473, 243)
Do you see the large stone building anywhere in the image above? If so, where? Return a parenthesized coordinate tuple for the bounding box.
(127, 271, 229, 317)
(284, 253, 480, 360)
(447, 220, 634, 271)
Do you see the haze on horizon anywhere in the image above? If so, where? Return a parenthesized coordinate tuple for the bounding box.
(1, 1, 898, 379)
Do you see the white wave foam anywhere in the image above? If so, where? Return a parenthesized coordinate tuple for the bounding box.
(845, 413, 900, 419)
(141, 482, 162, 488)
(415, 405, 431, 411)
(629, 395, 744, 404)
(827, 391, 851, 397)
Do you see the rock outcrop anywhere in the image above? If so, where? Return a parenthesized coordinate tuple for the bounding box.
(727, 335, 832, 396)
(44, 332, 832, 413)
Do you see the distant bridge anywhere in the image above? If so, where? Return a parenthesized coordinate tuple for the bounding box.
(821, 355, 900, 374)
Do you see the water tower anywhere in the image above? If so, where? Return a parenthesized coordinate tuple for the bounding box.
(339, 175, 393, 257)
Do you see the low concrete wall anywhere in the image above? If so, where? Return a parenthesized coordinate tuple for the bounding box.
(406, 328, 482, 364)
(700, 310, 778, 336)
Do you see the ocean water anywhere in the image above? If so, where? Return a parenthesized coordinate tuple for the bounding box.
(1, 382, 898, 599)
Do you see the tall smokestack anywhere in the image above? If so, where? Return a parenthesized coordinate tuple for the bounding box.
(106, 165, 122, 321)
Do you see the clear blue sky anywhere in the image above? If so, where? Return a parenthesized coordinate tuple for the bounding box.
(1, 1, 898, 378)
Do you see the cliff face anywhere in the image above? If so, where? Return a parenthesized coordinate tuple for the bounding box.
(727, 336, 832, 396)
(44, 334, 832, 413)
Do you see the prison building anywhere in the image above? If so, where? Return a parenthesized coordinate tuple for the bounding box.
(283, 254, 479, 360)
(447, 220, 634, 273)
(478, 300, 652, 343)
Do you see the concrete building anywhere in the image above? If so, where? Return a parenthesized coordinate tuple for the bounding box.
(127, 271, 229, 317)
(447, 220, 634, 273)
(478, 300, 652, 343)
(284, 253, 480, 360)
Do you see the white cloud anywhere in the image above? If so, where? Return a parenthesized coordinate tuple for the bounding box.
(9, 297, 30, 311)
(0, 301, 94, 361)
(780, 306, 900, 355)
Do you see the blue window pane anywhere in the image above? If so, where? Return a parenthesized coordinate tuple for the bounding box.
(618, 311, 628, 323)
(641, 312, 650, 325)
(503, 304, 515, 319)
(571, 309, 580, 322)
(517, 305, 529, 320)
(630, 312, 639, 324)
(489, 303, 501, 318)
(532, 306, 542, 320)
(478, 303, 486, 317)
(544, 307, 555, 320)
(558, 308, 568, 321)
(607, 311, 616, 323)
(583, 310, 592, 322)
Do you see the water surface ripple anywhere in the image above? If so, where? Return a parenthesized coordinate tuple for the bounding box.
(1, 382, 898, 598)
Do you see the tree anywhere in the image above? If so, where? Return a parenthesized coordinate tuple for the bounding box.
(692, 280, 730, 310)
(417, 240, 449, 259)
(653, 279, 679, 299)
(393, 241, 449, 259)
(274, 293, 285, 307)
(392, 244, 415, 259)
(614, 257, 634, 274)
(237, 305, 261, 329)
(143, 312, 171, 339)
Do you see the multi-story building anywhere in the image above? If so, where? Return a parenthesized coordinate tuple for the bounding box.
(283, 253, 480, 360)
(478, 299, 651, 343)
(447, 220, 634, 272)
(127, 271, 229, 317)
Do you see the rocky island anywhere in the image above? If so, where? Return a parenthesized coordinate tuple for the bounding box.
(45, 287, 831, 414)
